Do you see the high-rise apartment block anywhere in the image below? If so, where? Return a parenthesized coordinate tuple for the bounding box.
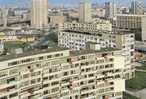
(2, 8, 8, 28)
(31, 0, 48, 29)
(79, 0, 92, 23)
(105, 1, 117, 18)
(0, 47, 133, 99)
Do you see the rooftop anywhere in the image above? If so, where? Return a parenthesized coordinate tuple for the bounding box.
(62, 30, 111, 35)
(62, 29, 134, 35)
(0, 47, 68, 61)
(0, 47, 119, 62)
(70, 48, 120, 56)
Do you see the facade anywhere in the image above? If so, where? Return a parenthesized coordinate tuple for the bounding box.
(0, 47, 131, 99)
(105, 2, 117, 19)
(49, 15, 66, 26)
(58, 30, 114, 50)
(0, 34, 36, 42)
(0, 42, 4, 54)
(60, 21, 112, 32)
(114, 32, 135, 79)
(95, 8, 105, 18)
(58, 28, 135, 80)
(142, 16, 146, 42)
(31, 0, 48, 29)
(115, 14, 146, 41)
(0, 29, 41, 42)
(79, 0, 92, 23)
(2, 8, 8, 28)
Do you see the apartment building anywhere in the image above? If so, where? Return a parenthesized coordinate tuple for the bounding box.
(114, 32, 135, 79)
(0, 47, 131, 99)
(60, 21, 112, 32)
(58, 30, 115, 50)
(0, 29, 41, 42)
(58, 29, 135, 80)
(115, 14, 146, 41)
(31, 0, 48, 29)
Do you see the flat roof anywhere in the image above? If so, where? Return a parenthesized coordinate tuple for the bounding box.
(62, 30, 134, 35)
(0, 47, 120, 61)
(70, 48, 120, 56)
(116, 14, 146, 17)
(0, 47, 68, 61)
(62, 30, 111, 35)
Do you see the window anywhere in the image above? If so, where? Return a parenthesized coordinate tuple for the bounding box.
(23, 74, 29, 79)
(39, 56, 44, 60)
(9, 92, 18, 98)
(7, 77, 16, 83)
(63, 72, 68, 76)
(44, 90, 49, 95)
(0, 96, 7, 99)
(8, 61, 18, 66)
(9, 68, 18, 75)
(47, 55, 52, 58)
(43, 77, 48, 81)
(55, 54, 60, 57)
(51, 81, 59, 86)
(0, 71, 8, 78)
(43, 84, 49, 88)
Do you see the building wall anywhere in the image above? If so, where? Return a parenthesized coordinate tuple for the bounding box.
(61, 21, 112, 32)
(105, 2, 117, 18)
(0, 49, 126, 99)
(58, 31, 115, 50)
(59, 30, 135, 80)
(116, 14, 146, 41)
(142, 16, 146, 42)
(79, 0, 92, 23)
(31, 0, 48, 29)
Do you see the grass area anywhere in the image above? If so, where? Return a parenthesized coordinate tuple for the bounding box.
(136, 63, 146, 70)
(48, 41, 57, 48)
(47, 33, 58, 48)
(123, 92, 139, 99)
(4, 41, 30, 51)
(126, 71, 146, 91)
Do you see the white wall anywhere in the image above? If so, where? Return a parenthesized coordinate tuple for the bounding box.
(114, 79, 125, 92)
(142, 16, 146, 42)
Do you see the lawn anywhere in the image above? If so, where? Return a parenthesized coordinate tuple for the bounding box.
(136, 63, 146, 70)
(123, 92, 139, 99)
(126, 71, 146, 91)
(4, 41, 30, 51)
(48, 41, 57, 48)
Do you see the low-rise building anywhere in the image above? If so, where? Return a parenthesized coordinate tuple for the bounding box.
(49, 15, 66, 26)
(60, 20, 112, 32)
(0, 29, 40, 42)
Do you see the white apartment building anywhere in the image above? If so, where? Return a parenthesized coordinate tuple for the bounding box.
(114, 32, 135, 79)
(0, 47, 131, 99)
(58, 30, 114, 50)
(79, 0, 92, 23)
(105, 2, 117, 18)
(31, 0, 48, 29)
(58, 29, 135, 80)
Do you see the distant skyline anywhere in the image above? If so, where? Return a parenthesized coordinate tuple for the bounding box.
(0, 0, 145, 8)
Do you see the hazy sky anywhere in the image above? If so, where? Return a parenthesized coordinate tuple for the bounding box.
(0, 0, 145, 8)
